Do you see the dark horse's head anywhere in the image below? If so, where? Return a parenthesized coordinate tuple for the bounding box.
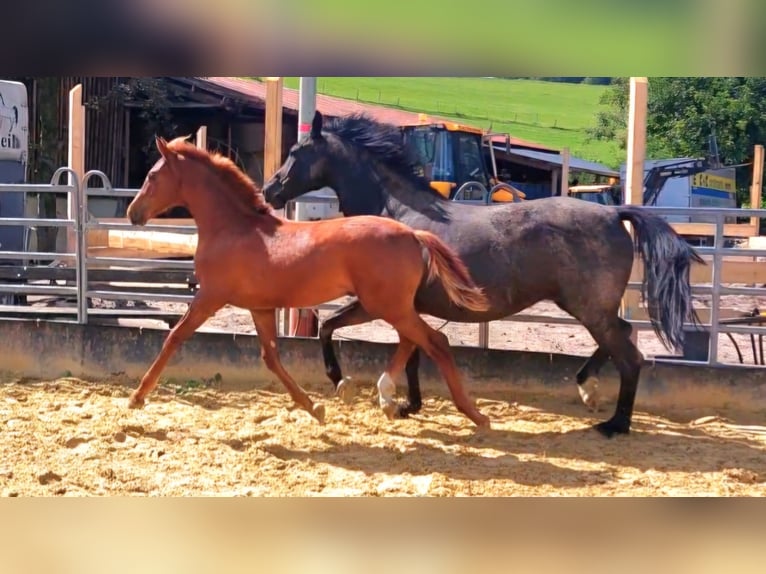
(263, 111, 332, 209)
(263, 111, 430, 215)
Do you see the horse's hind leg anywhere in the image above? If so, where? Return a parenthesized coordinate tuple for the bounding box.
(388, 312, 489, 428)
(376, 337, 417, 420)
(582, 315, 643, 437)
(319, 298, 375, 403)
(250, 309, 325, 424)
(398, 348, 423, 418)
(574, 318, 633, 412)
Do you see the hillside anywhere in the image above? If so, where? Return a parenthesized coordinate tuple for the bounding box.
(276, 77, 623, 168)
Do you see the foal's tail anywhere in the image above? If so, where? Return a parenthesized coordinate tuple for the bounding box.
(413, 230, 491, 313)
(616, 205, 706, 351)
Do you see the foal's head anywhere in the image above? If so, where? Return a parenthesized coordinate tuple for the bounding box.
(128, 135, 272, 226)
(127, 135, 188, 226)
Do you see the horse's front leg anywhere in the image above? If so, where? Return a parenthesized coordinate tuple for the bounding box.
(128, 290, 222, 409)
(251, 309, 326, 424)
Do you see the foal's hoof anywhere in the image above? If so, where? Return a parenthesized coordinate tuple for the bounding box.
(473, 412, 492, 429)
(380, 400, 398, 421)
(311, 403, 326, 425)
(593, 419, 630, 439)
(335, 377, 355, 405)
(578, 377, 600, 412)
(127, 393, 145, 410)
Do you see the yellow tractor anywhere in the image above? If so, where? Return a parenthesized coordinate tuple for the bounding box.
(400, 114, 525, 204)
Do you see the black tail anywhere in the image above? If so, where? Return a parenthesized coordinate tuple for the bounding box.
(617, 205, 706, 351)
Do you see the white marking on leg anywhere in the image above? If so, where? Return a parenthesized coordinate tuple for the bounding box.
(377, 372, 397, 420)
(336, 376, 355, 404)
(578, 376, 600, 412)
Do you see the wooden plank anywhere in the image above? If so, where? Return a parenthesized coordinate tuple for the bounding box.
(86, 247, 193, 262)
(670, 222, 758, 237)
(628, 306, 750, 323)
(86, 218, 198, 254)
(629, 256, 766, 285)
(106, 230, 197, 256)
(87, 228, 110, 249)
(94, 217, 196, 227)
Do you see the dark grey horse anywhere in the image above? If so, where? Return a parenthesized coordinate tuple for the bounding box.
(263, 111, 704, 438)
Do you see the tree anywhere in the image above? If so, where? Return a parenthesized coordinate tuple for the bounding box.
(588, 77, 766, 206)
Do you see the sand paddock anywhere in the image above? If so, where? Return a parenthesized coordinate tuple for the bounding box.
(1, 373, 764, 497)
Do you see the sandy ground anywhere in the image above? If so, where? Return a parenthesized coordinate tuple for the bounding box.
(1, 375, 764, 497)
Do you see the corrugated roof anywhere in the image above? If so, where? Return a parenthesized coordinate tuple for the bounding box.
(190, 77, 557, 152)
(493, 145, 619, 178)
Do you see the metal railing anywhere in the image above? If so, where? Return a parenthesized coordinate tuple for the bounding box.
(0, 172, 764, 369)
(0, 168, 85, 322)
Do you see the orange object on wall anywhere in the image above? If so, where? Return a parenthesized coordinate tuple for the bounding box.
(289, 308, 318, 337)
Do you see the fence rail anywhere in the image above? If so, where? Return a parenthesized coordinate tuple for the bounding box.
(0, 171, 764, 369)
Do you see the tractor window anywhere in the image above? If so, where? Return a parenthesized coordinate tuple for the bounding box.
(403, 128, 436, 178)
(454, 133, 489, 188)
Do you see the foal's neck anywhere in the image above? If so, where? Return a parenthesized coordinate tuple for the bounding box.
(185, 167, 277, 237)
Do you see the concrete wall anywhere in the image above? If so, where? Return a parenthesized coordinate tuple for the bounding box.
(1, 319, 765, 413)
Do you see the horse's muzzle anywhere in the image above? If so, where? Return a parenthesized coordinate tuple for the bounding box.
(263, 180, 285, 209)
(127, 205, 147, 226)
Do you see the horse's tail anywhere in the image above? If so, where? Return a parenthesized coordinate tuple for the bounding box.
(413, 230, 491, 313)
(616, 205, 706, 351)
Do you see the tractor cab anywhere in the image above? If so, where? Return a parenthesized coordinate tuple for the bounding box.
(401, 115, 525, 204)
(568, 184, 621, 206)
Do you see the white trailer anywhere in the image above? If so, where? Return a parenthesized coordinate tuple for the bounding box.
(619, 158, 737, 225)
(0, 79, 29, 257)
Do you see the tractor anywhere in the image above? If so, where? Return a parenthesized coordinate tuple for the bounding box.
(400, 115, 525, 204)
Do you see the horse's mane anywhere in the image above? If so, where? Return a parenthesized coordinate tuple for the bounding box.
(322, 114, 443, 196)
(166, 137, 272, 215)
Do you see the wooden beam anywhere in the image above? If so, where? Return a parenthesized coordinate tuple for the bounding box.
(107, 230, 197, 256)
(625, 77, 648, 208)
(263, 77, 283, 182)
(751, 144, 764, 229)
(87, 246, 193, 263)
(629, 255, 766, 285)
(67, 84, 85, 254)
(550, 169, 559, 197)
(559, 147, 570, 196)
(621, 77, 648, 324)
(196, 125, 208, 150)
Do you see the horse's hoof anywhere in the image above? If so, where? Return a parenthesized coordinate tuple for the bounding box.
(394, 403, 412, 419)
(311, 403, 326, 425)
(127, 394, 145, 409)
(335, 377, 355, 404)
(473, 412, 491, 429)
(578, 377, 600, 412)
(380, 400, 398, 421)
(594, 419, 629, 438)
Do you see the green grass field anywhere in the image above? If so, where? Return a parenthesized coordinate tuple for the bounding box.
(275, 77, 623, 168)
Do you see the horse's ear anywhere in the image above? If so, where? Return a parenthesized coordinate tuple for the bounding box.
(155, 136, 171, 159)
(311, 111, 323, 139)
